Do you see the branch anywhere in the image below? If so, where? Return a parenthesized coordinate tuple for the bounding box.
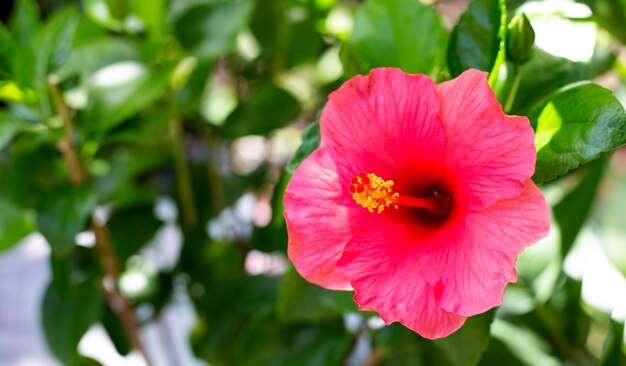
(48, 74, 153, 366)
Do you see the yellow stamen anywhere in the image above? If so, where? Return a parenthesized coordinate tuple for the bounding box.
(349, 172, 451, 215)
(349, 172, 399, 213)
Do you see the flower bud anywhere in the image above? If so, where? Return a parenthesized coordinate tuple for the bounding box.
(506, 13, 535, 64)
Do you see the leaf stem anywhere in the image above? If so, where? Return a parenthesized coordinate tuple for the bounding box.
(170, 119, 198, 227)
(48, 74, 153, 366)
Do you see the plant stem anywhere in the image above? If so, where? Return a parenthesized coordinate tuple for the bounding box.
(48, 74, 153, 366)
(170, 119, 198, 227)
(48, 75, 86, 185)
(503, 65, 521, 114)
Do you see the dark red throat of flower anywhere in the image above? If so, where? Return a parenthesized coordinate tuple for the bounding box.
(349, 172, 450, 217)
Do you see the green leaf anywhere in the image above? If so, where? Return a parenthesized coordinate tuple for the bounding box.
(54, 37, 141, 82)
(486, 319, 560, 366)
(108, 203, 162, 264)
(173, 0, 255, 60)
(130, 0, 167, 38)
(507, 49, 588, 115)
(580, 0, 626, 43)
(600, 319, 625, 366)
(103, 303, 131, 356)
(276, 266, 356, 323)
(8, 0, 41, 46)
(252, 0, 326, 72)
(81, 0, 125, 32)
(286, 121, 320, 174)
(554, 156, 605, 257)
(434, 310, 495, 366)
(42, 278, 103, 364)
(221, 85, 300, 139)
(447, 0, 506, 81)
(0, 23, 18, 77)
(11, 5, 80, 115)
(37, 186, 98, 256)
(0, 112, 28, 150)
(0, 194, 36, 252)
(531, 82, 626, 184)
(43, 6, 81, 71)
(70, 355, 105, 366)
(250, 171, 290, 252)
(343, 0, 447, 76)
(78, 62, 170, 132)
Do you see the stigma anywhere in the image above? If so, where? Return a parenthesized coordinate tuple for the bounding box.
(349, 173, 399, 213)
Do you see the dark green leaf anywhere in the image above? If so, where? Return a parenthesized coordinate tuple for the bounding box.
(37, 185, 97, 256)
(221, 85, 300, 139)
(8, 0, 41, 46)
(447, 0, 506, 80)
(108, 203, 162, 264)
(0, 23, 18, 77)
(70, 355, 105, 366)
(103, 303, 131, 356)
(173, 0, 255, 60)
(554, 156, 605, 257)
(42, 278, 103, 364)
(286, 121, 319, 174)
(343, 0, 447, 76)
(600, 319, 625, 366)
(276, 266, 356, 323)
(0, 194, 36, 252)
(531, 83, 626, 183)
(579, 0, 626, 43)
(434, 310, 495, 366)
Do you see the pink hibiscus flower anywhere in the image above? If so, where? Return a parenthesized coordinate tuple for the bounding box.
(283, 68, 551, 339)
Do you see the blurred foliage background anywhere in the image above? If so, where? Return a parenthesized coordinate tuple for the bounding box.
(0, 0, 625, 365)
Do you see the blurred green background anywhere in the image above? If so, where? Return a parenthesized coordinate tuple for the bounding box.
(0, 0, 625, 365)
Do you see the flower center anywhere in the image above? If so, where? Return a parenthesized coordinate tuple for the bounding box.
(349, 172, 450, 216)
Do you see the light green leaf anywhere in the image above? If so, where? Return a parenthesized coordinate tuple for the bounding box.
(531, 82, 626, 184)
(286, 121, 320, 174)
(78, 62, 170, 132)
(343, 0, 447, 76)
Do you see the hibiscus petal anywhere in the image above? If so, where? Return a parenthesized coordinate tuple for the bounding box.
(336, 229, 467, 339)
(284, 147, 394, 290)
(321, 68, 446, 188)
(420, 180, 551, 316)
(436, 69, 536, 209)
